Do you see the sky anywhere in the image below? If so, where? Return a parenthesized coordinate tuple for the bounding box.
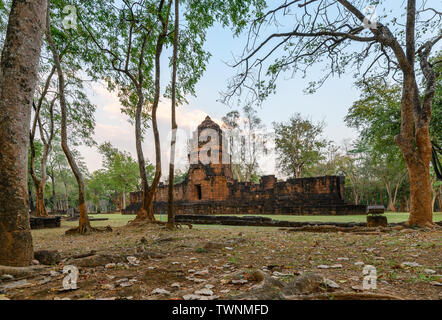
(76, 0, 435, 179)
(77, 19, 363, 179)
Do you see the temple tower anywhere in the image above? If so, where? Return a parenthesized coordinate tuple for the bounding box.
(188, 116, 233, 178)
(186, 116, 233, 201)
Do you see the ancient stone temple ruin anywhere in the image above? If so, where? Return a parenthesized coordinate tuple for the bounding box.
(123, 116, 367, 216)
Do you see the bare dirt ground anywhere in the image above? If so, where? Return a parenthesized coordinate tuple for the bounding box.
(1, 220, 441, 300)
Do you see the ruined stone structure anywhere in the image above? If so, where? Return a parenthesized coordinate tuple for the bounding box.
(123, 116, 367, 216)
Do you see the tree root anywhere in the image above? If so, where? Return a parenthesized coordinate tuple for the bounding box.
(0, 265, 47, 277)
(72, 250, 97, 259)
(404, 220, 437, 229)
(127, 218, 165, 227)
(281, 225, 391, 234)
(65, 225, 112, 235)
(286, 292, 405, 300)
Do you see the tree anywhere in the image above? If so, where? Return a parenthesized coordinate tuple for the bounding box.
(47, 143, 68, 212)
(46, 2, 94, 234)
(81, 0, 236, 223)
(346, 76, 442, 211)
(97, 142, 139, 211)
(0, 0, 48, 266)
(29, 93, 56, 217)
(167, 0, 180, 230)
(86, 170, 109, 213)
(79, 0, 173, 222)
(222, 107, 268, 182)
(225, 0, 441, 227)
(345, 79, 408, 211)
(273, 113, 328, 178)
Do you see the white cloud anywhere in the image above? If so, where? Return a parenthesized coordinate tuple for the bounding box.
(82, 85, 226, 176)
(156, 98, 223, 130)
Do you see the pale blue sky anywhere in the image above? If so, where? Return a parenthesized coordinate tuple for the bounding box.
(78, 0, 441, 178)
(80, 21, 361, 176)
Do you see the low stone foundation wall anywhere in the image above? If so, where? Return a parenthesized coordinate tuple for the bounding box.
(122, 199, 367, 215)
(174, 214, 367, 227)
(30, 216, 61, 229)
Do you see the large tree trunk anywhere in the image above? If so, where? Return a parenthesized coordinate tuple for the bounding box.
(395, 70, 434, 226)
(45, 6, 91, 234)
(0, 0, 48, 267)
(392, 0, 436, 227)
(396, 84, 434, 226)
(406, 153, 433, 225)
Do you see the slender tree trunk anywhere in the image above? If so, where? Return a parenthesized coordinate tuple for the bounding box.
(28, 181, 35, 213)
(63, 181, 69, 211)
(136, 1, 172, 222)
(399, 197, 406, 212)
(46, 7, 91, 234)
(34, 182, 48, 217)
(352, 186, 359, 205)
(50, 174, 56, 212)
(437, 188, 442, 212)
(392, 182, 401, 212)
(30, 106, 54, 217)
(167, 0, 179, 230)
(29, 70, 56, 218)
(0, 0, 47, 267)
(385, 184, 394, 211)
(134, 89, 154, 221)
(122, 187, 126, 210)
(379, 185, 384, 206)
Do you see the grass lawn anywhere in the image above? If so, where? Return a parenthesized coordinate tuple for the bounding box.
(76, 212, 442, 229)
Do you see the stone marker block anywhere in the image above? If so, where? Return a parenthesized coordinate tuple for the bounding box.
(367, 215, 388, 227)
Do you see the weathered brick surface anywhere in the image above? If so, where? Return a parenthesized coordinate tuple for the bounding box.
(123, 116, 366, 215)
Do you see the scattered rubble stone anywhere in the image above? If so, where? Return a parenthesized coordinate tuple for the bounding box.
(322, 279, 340, 289)
(424, 269, 436, 274)
(0, 275, 14, 281)
(194, 288, 214, 296)
(152, 288, 171, 295)
(400, 262, 421, 268)
(183, 294, 203, 300)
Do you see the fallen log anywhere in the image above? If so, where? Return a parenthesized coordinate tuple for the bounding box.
(281, 225, 390, 233)
(286, 292, 404, 300)
(0, 265, 47, 277)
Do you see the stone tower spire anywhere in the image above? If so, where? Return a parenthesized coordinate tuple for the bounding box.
(188, 116, 232, 178)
